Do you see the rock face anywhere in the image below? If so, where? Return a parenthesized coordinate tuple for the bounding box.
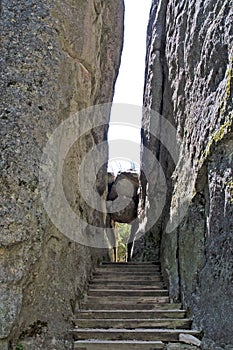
(136, 0, 233, 348)
(0, 1, 124, 348)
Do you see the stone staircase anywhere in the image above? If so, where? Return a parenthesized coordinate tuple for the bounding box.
(72, 262, 200, 349)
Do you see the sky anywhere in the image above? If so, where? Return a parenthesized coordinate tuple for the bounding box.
(108, 0, 152, 174)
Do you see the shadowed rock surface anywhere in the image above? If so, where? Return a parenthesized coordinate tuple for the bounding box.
(0, 0, 124, 348)
(133, 0, 233, 348)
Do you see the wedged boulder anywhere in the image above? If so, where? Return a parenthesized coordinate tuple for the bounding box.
(108, 172, 138, 199)
(107, 172, 139, 223)
(107, 196, 137, 224)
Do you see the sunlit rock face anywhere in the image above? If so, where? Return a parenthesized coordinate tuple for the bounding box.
(0, 0, 124, 348)
(136, 0, 233, 348)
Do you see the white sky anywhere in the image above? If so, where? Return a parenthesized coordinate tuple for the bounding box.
(113, 0, 152, 105)
(108, 0, 152, 173)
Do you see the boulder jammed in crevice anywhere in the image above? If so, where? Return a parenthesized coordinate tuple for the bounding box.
(106, 172, 139, 262)
(107, 172, 139, 224)
(135, 0, 233, 348)
(0, 0, 124, 348)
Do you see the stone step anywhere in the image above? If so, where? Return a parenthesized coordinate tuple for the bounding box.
(74, 318, 192, 329)
(95, 265, 161, 273)
(72, 328, 201, 342)
(99, 261, 161, 268)
(81, 303, 181, 311)
(74, 340, 165, 350)
(92, 275, 163, 281)
(85, 296, 170, 304)
(101, 261, 160, 266)
(75, 262, 200, 348)
(94, 269, 160, 275)
(89, 279, 164, 285)
(88, 289, 169, 297)
(77, 310, 186, 319)
(89, 284, 166, 290)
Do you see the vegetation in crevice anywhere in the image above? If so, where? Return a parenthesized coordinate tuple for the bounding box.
(15, 344, 24, 350)
(116, 223, 131, 261)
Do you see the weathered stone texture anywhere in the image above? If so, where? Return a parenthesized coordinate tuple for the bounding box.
(138, 0, 233, 348)
(0, 0, 124, 348)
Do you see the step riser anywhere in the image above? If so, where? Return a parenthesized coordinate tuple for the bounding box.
(89, 285, 165, 290)
(100, 263, 160, 266)
(75, 319, 191, 329)
(92, 276, 163, 281)
(77, 311, 186, 319)
(74, 341, 164, 349)
(96, 266, 161, 269)
(88, 290, 168, 297)
(94, 271, 161, 276)
(86, 297, 170, 304)
(96, 268, 161, 272)
(81, 303, 181, 311)
(73, 330, 199, 342)
(101, 262, 160, 266)
(89, 280, 164, 285)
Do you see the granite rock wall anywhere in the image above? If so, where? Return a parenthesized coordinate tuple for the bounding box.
(137, 0, 233, 348)
(0, 1, 124, 348)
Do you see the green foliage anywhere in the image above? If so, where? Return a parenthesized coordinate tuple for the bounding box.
(16, 344, 24, 350)
(117, 223, 131, 261)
